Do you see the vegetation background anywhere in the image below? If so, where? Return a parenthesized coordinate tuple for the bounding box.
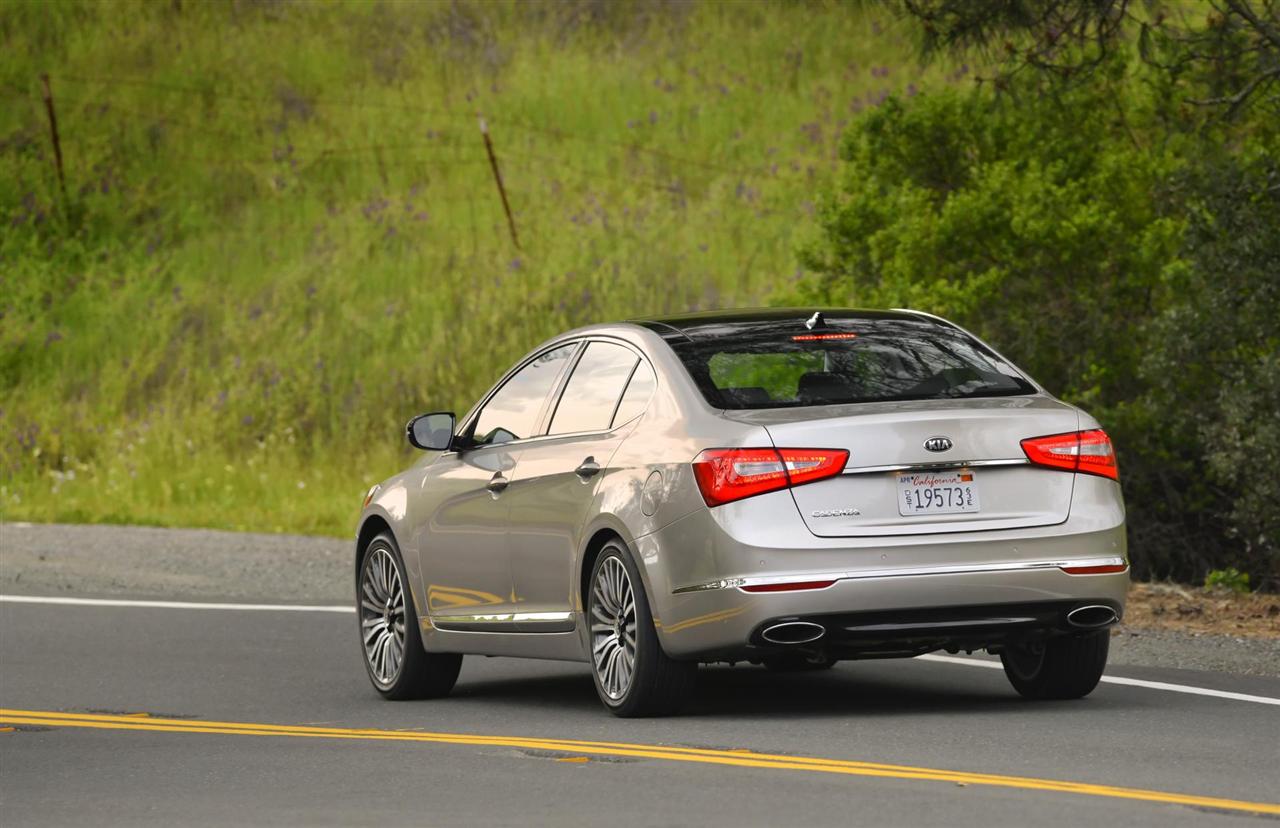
(2, 0, 1276, 588)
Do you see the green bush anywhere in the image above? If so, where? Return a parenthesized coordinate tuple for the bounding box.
(785, 64, 1278, 587)
(1140, 157, 1280, 583)
(1205, 567, 1251, 595)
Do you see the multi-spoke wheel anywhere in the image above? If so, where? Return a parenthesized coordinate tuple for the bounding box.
(360, 546, 406, 686)
(1001, 630, 1109, 700)
(358, 532, 462, 700)
(590, 556, 637, 701)
(587, 542, 695, 717)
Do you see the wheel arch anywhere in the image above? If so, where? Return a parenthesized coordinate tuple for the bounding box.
(577, 516, 645, 612)
(579, 527, 623, 614)
(355, 512, 397, 586)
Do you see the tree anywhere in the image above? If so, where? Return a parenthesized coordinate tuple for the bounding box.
(899, 0, 1280, 120)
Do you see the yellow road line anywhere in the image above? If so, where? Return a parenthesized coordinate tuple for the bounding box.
(2, 708, 1276, 816)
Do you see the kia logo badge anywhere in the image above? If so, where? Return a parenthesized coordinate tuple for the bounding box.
(924, 437, 953, 453)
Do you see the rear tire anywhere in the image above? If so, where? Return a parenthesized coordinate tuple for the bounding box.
(588, 542, 696, 717)
(358, 532, 462, 700)
(1000, 630, 1109, 700)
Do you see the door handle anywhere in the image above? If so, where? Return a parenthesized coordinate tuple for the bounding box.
(575, 457, 601, 479)
(486, 473, 509, 494)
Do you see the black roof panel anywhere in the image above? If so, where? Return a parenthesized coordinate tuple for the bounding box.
(631, 307, 927, 341)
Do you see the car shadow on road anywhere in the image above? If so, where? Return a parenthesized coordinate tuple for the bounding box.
(446, 661, 1094, 718)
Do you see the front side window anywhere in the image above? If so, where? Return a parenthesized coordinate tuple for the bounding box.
(471, 344, 577, 445)
(548, 342, 639, 435)
(666, 318, 1034, 409)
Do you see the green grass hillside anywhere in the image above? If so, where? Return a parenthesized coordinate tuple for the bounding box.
(2, 0, 950, 535)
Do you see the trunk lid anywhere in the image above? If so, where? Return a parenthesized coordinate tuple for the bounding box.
(724, 396, 1079, 537)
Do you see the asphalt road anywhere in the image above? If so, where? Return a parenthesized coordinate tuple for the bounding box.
(2, 525, 1279, 826)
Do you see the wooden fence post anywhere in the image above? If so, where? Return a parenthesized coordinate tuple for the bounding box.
(478, 116, 520, 251)
(39, 74, 68, 203)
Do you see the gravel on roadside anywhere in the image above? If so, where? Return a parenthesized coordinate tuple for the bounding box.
(3, 521, 1277, 677)
(0, 521, 351, 603)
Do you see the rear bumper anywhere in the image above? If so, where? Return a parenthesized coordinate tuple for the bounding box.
(632, 489, 1127, 661)
(749, 598, 1122, 660)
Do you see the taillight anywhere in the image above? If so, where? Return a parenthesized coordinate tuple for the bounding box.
(1021, 429, 1118, 480)
(692, 448, 849, 507)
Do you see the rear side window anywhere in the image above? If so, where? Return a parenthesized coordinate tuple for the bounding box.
(611, 359, 656, 427)
(472, 344, 577, 444)
(548, 342, 639, 435)
(667, 318, 1034, 409)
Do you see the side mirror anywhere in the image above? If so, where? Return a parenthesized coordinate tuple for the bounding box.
(406, 412, 455, 451)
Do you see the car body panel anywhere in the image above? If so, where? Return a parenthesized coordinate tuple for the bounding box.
(730, 397, 1081, 537)
(412, 444, 520, 620)
(355, 309, 1129, 668)
(504, 427, 630, 629)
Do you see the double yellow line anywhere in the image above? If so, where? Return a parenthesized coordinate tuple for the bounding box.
(3, 707, 1277, 816)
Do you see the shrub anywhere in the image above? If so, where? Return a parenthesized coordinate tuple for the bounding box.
(785, 67, 1278, 587)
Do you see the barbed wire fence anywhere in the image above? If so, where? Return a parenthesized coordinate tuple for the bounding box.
(12, 73, 839, 252)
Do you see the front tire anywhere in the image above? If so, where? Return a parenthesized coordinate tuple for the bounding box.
(358, 532, 461, 700)
(588, 542, 696, 717)
(1001, 631, 1109, 700)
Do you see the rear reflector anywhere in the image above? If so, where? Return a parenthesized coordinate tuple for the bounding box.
(1060, 564, 1128, 575)
(692, 447, 849, 507)
(741, 580, 837, 593)
(1021, 429, 1119, 480)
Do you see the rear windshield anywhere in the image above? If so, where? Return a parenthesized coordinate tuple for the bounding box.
(665, 317, 1036, 409)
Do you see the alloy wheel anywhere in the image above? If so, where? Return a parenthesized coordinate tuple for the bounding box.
(360, 546, 406, 686)
(590, 555, 637, 701)
(1003, 640, 1046, 681)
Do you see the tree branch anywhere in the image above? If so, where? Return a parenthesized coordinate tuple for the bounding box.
(1188, 65, 1280, 117)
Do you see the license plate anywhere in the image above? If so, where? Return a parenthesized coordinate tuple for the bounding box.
(897, 469, 980, 516)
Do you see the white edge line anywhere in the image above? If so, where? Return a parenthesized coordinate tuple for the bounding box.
(918, 653, 1280, 707)
(0, 594, 353, 614)
(5, 595, 1277, 707)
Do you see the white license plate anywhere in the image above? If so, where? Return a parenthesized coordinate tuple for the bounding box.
(897, 469, 981, 516)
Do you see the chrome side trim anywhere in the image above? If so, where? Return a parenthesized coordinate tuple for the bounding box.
(670, 557, 1128, 594)
(430, 611, 575, 632)
(843, 458, 1030, 475)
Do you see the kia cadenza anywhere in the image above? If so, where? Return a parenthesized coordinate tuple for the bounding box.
(355, 309, 1127, 716)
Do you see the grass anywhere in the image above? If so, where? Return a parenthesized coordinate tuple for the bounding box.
(1, 0, 956, 536)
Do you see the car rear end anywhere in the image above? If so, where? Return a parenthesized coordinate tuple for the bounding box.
(635, 311, 1127, 667)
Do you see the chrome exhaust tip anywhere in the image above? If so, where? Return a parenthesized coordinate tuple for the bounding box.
(761, 621, 826, 645)
(1066, 605, 1119, 629)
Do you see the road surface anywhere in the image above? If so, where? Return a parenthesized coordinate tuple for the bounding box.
(1, 523, 1277, 826)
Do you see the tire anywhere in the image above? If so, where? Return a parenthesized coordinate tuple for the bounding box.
(358, 532, 462, 700)
(588, 542, 696, 717)
(762, 654, 838, 672)
(1000, 630, 1110, 700)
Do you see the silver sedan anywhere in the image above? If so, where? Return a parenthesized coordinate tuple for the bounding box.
(355, 309, 1127, 716)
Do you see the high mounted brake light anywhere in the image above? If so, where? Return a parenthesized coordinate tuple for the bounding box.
(692, 448, 848, 507)
(1021, 429, 1118, 481)
(791, 333, 858, 341)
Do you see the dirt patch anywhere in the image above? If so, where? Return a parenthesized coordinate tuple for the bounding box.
(1123, 582, 1280, 639)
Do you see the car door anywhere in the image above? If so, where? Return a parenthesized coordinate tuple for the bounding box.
(504, 340, 652, 629)
(413, 342, 578, 625)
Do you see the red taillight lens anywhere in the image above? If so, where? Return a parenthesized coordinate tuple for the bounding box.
(692, 448, 849, 507)
(1021, 429, 1118, 480)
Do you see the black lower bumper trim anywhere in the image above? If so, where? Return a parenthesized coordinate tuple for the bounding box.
(749, 599, 1122, 658)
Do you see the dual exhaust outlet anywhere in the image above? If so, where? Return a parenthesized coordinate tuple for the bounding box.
(1064, 604, 1119, 629)
(761, 621, 826, 645)
(760, 605, 1119, 646)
